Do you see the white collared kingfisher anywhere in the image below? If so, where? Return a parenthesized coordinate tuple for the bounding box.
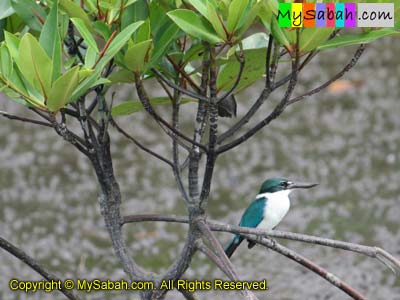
(225, 177, 318, 258)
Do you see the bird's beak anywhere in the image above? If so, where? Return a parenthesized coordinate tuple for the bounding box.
(288, 181, 318, 189)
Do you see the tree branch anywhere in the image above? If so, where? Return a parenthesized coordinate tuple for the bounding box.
(288, 44, 366, 105)
(110, 117, 174, 168)
(0, 237, 82, 300)
(217, 45, 245, 103)
(151, 68, 209, 102)
(217, 30, 301, 154)
(245, 235, 367, 300)
(187, 49, 209, 202)
(171, 87, 190, 203)
(195, 240, 231, 278)
(0, 110, 52, 127)
(199, 48, 218, 208)
(121, 214, 400, 273)
(196, 221, 259, 300)
(216, 36, 278, 145)
(135, 76, 208, 153)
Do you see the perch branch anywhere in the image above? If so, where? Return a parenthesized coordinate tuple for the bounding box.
(245, 235, 367, 300)
(121, 214, 400, 273)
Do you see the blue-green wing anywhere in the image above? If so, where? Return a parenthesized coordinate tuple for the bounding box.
(225, 197, 266, 257)
(239, 197, 266, 228)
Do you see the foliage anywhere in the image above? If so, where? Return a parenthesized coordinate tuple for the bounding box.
(0, 0, 398, 113)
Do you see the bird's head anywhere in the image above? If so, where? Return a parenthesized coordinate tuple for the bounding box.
(259, 177, 318, 194)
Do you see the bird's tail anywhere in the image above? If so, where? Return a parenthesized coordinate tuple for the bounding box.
(224, 236, 243, 258)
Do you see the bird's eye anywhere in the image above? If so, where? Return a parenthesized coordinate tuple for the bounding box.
(281, 182, 289, 187)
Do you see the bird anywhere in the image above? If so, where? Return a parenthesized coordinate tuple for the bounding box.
(225, 177, 318, 258)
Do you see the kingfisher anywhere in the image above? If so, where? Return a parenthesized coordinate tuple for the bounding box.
(225, 177, 317, 258)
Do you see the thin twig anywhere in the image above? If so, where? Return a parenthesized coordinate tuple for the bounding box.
(110, 118, 174, 167)
(217, 30, 301, 154)
(0, 110, 52, 127)
(152, 68, 209, 102)
(166, 55, 202, 93)
(217, 45, 245, 103)
(135, 76, 208, 153)
(0, 237, 82, 300)
(171, 85, 190, 202)
(216, 38, 278, 145)
(288, 44, 366, 105)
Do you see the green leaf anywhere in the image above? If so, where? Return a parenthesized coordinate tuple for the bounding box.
(183, 42, 205, 63)
(59, 0, 92, 31)
(17, 33, 53, 97)
(135, 18, 150, 43)
(0, 67, 46, 109)
(121, 0, 148, 29)
(167, 9, 222, 44)
(124, 39, 152, 72)
(3, 32, 20, 59)
(58, 13, 70, 40)
(235, 0, 261, 37)
(10, 0, 47, 31)
(300, 28, 334, 54)
(71, 17, 99, 53)
(149, 2, 181, 68)
(125, 0, 140, 6)
(0, 44, 13, 78)
(84, 46, 97, 68)
(89, 77, 111, 88)
(217, 48, 266, 93)
(47, 66, 79, 112)
(206, 1, 227, 39)
(259, 1, 291, 50)
(93, 21, 112, 40)
(226, 0, 248, 33)
(270, 17, 291, 50)
(71, 21, 144, 102)
(225, 32, 268, 58)
(108, 69, 134, 83)
(40, 0, 62, 82)
(112, 97, 195, 116)
(0, 0, 15, 20)
(318, 28, 400, 50)
(187, 0, 208, 19)
(78, 68, 93, 81)
(102, 21, 144, 65)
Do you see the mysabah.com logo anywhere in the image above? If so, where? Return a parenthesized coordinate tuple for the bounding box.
(278, 2, 395, 28)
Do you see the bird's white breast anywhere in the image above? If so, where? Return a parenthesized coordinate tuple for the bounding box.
(256, 190, 291, 230)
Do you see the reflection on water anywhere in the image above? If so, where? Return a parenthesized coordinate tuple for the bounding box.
(1, 38, 399, 300)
